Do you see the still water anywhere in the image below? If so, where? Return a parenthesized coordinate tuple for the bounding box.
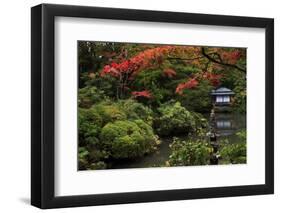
(111, 113, 246, 169)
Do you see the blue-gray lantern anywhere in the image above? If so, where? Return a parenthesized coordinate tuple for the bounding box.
(211, 87, 235, 106)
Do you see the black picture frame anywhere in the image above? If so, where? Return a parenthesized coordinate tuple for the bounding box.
(31, 3, 274, 209)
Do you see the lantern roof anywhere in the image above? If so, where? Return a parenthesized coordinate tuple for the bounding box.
(211, 87, 235, 95)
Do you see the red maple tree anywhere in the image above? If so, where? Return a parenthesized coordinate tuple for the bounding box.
(100, 46, 244, 99)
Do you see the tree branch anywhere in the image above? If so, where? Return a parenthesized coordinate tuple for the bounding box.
(201, 47, 246, 73)
(167, 56, 205, 61)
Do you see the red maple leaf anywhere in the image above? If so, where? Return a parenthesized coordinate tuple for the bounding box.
(131, 90, 153, 99)
(175, 78, 199, 95)
(163, 68, 177, 78)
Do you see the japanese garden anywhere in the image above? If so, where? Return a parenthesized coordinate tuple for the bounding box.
(78, 41, 247, 170)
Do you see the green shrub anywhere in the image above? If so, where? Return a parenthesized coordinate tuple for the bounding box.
(79, 105, 122, 170)
(117, 99, 154, 125)
(100, 120, 159, 159)
(155, 102, 196, 136)
(80, 102, 127, 129)
(189, 111, 209, 137)
(168, 138, 212, 166)
(220, 143, 246, 164)
(220, 130, 246, 164)
(78, 86, 107, 108)
(78, 101, 156, 168)
(221, 69, 246, 113)
(94, 102, 127, 125)
(79, 100, 153, 146)
(78, 147, 90, 170)
(78, 108, 102, 147)
(78, 147, 108, 170)
(236, 129, 246, 141)
(89, 161, 107, 170)
(78, 108, 104, 170)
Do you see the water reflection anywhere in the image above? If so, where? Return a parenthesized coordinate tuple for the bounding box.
(214, 112, 246, 139)
(216, 120, 232, 129)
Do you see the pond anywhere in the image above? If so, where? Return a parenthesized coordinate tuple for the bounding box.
(111, 112, 246, 169)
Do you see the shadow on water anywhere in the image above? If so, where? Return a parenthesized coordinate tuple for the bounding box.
(111, 112, 246, 169)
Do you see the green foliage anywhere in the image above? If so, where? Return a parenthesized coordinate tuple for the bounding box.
(233, 80, 246, 113)
(78, 147, 108, 170)
(79, 99, 160, 168)
(78, 147, 90, 170)
(220, 143, 246, 164)
(88, 161, 107, 170)
(78, 101, 128, 147)
(85, 100, 153, 125)
(190, 111, 208, 128)
(78, 108, 102, 147)
(220, 130, 247, 164)
(78, 41, 125, 88)
(78, 86, 107, 108)
(155, 102, 196, 136)
(177, 80, 213, 112)
(132, 65, 198, 106)
(168, 138, 212, 166)
(219, 67, 246, 113)
(117, 99, 154, 125)
(78, 102, 128, 170)
(100, 120, 159, 159)
(236, 130, 246, 140)
(78, 108, 110, 170)
(93, 102, 127, 125)
(84, 75, 119, 99)
(132, 68, 171, 105)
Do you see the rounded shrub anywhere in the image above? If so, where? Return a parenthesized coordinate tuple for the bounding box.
(117, 99, 154, 125)
(155, 102, 196, 136)
(100, 120, 159, 159)
(94, 102, 127, 125)
(168, 138, 212, 166)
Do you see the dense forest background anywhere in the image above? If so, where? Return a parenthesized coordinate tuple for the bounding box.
(78, 41, 247, 170)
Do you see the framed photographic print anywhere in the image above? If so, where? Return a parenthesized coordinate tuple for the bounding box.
(31, 3, 274, 209)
